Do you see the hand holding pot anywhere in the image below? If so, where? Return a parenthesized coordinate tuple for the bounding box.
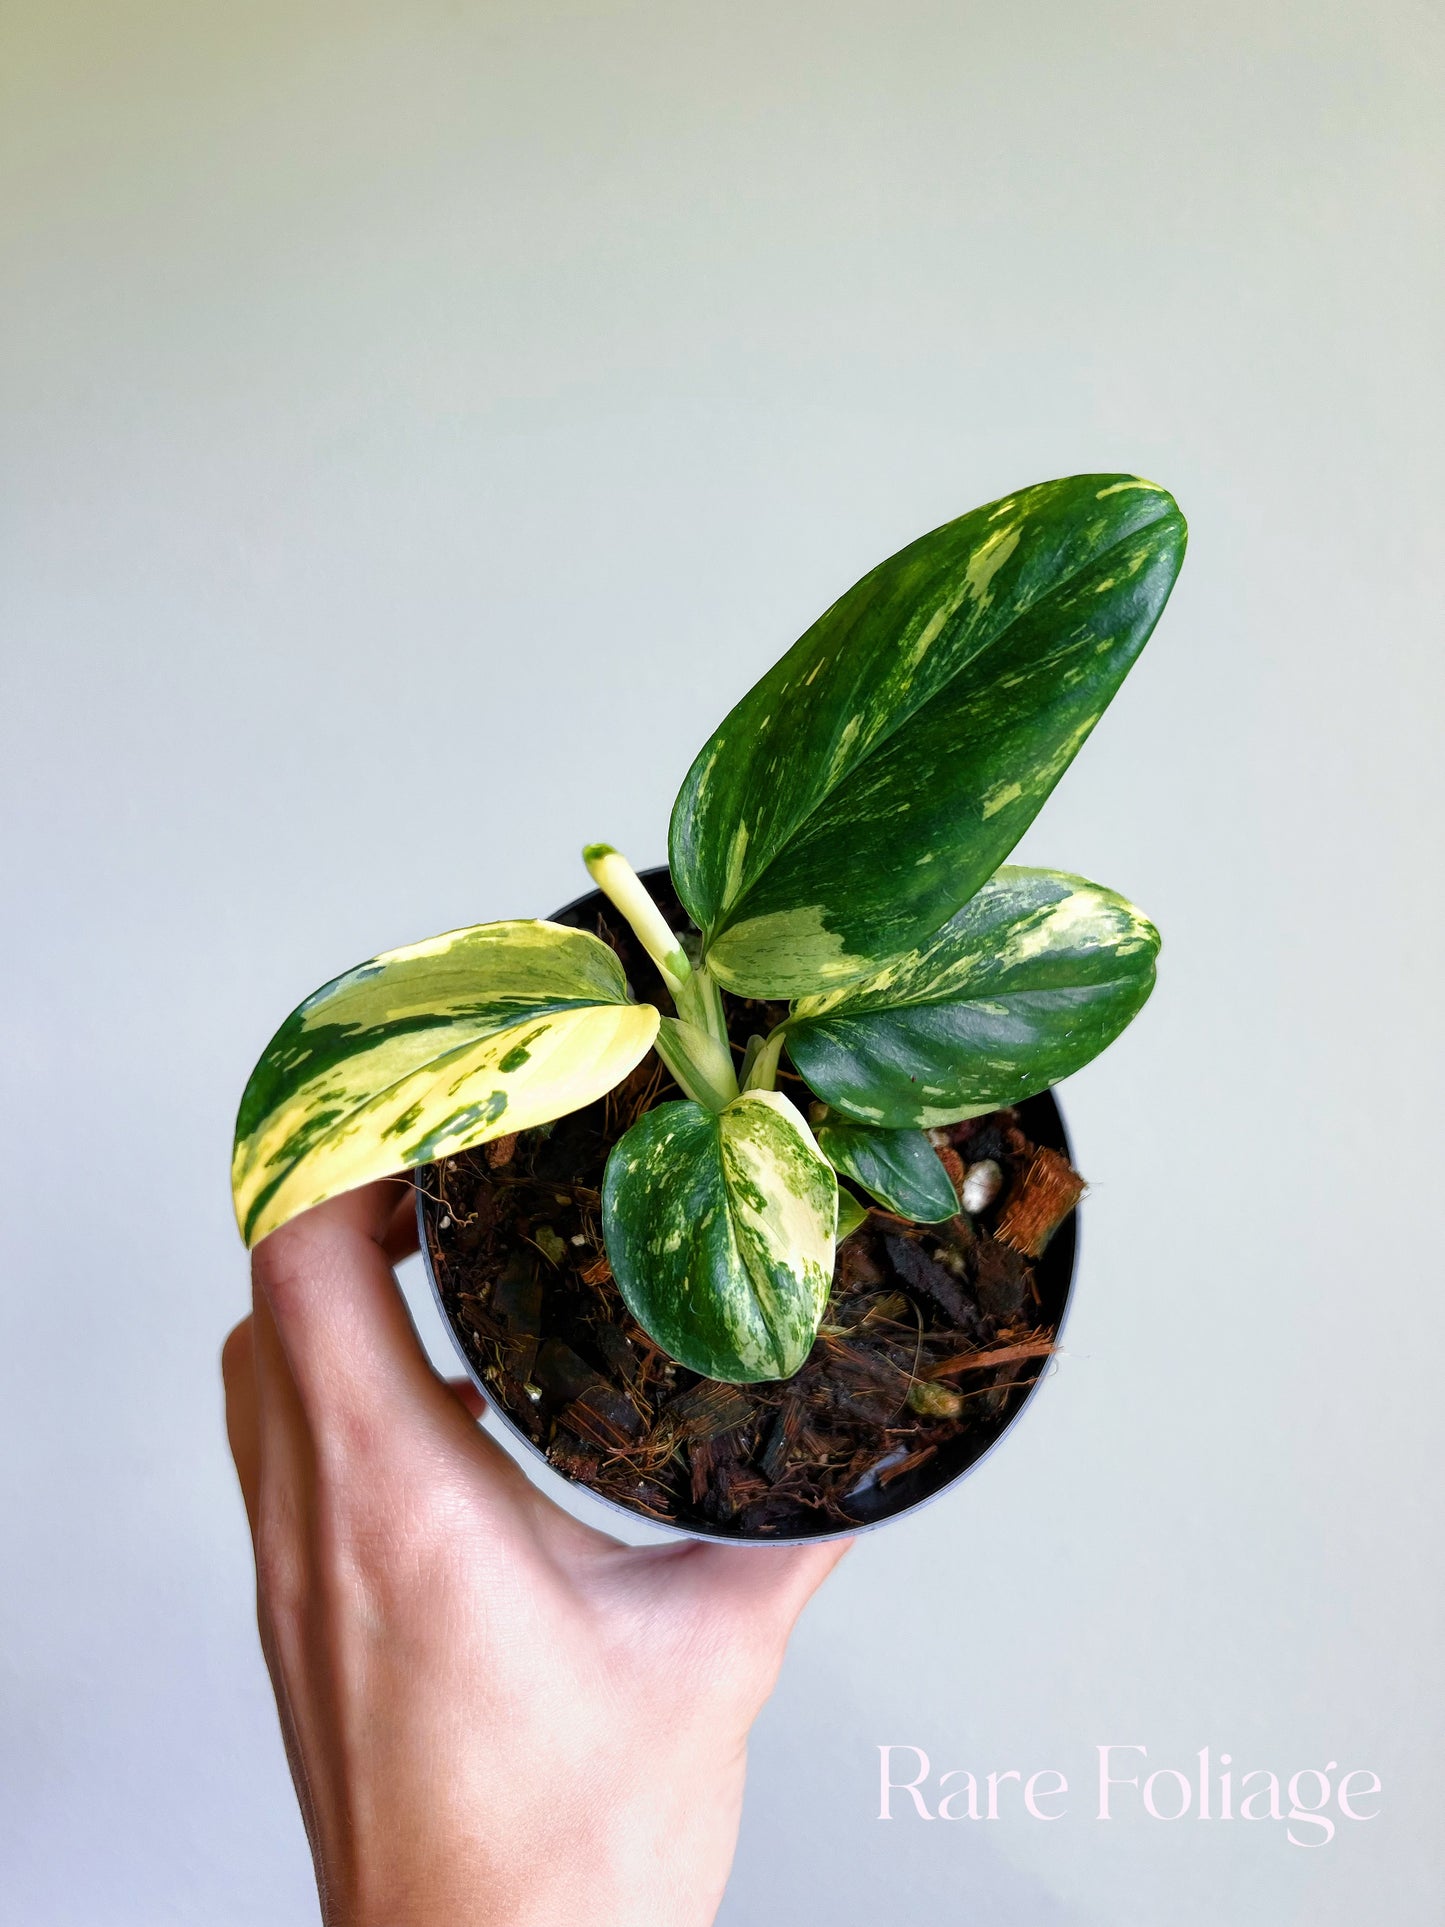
(222, 1180, 846, 1927)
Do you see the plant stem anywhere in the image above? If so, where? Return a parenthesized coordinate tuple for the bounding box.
(684, 949, 731, 1053)
(582, 845, 692, 1003)
(654, 1016, 740, 1112)
(738, 1033, 765, 1088)
(741, 1027, 785, 1093)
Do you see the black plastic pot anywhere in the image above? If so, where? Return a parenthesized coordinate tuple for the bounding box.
(416, 869, 1079, 1544)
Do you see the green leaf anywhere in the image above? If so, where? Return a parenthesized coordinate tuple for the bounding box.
(669, 474, 1185, 997)
(602, 1090, 837, 1383)
(787, 866, 1159, 1128)
(835, 1185, 869, 1244)
(816, 1115, 958, 1222)
(232, 920, 659, 1247)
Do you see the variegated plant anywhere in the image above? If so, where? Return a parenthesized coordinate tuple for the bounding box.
(233, 473, 1185, 1382)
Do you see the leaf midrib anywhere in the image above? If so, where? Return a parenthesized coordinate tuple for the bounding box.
(709, 506, 1177, 939)
(803, 958, 1151, 1022)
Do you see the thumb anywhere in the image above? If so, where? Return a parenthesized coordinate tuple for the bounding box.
(250, 1177, 449, 1437)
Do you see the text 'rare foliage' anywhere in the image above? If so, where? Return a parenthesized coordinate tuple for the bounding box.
(233, 473, 1185, 1381)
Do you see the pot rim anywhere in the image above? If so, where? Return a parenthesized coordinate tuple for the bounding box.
(414, 870, 1080, 1546)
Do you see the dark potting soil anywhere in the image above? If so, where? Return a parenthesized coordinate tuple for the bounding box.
(417, 877, 1083, 1539)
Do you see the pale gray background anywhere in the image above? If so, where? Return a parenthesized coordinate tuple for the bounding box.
(3, 2, 1441, 1921)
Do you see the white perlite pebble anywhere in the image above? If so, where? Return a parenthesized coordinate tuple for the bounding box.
(960, 1158, 1003, 1214)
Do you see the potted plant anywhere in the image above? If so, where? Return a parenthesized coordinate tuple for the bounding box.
(232, 472, 1185, 1540)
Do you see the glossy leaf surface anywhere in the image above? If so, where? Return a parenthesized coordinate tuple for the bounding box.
(788, 867, 1158, 1127)
(670, 474, 1185, 996)
(602, 1090, 836, 1382)
(816, 1115, 959, 1221)
(233, 920, 658, 1246)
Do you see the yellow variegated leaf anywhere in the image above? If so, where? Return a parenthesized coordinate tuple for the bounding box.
(232, 919, 658, 1247)
(787, 866, 1158, 1127)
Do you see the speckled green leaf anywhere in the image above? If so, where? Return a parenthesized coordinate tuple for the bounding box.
(232, 920, 659, 1246)
(602, 1090, 837, 1383)
(787, 867, 1159, 1128)
(815, 1116, 958, 1222)
(670, 474, 1185, 997)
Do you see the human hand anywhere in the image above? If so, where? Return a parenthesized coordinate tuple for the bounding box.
(222, 1180, 847, 1927)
